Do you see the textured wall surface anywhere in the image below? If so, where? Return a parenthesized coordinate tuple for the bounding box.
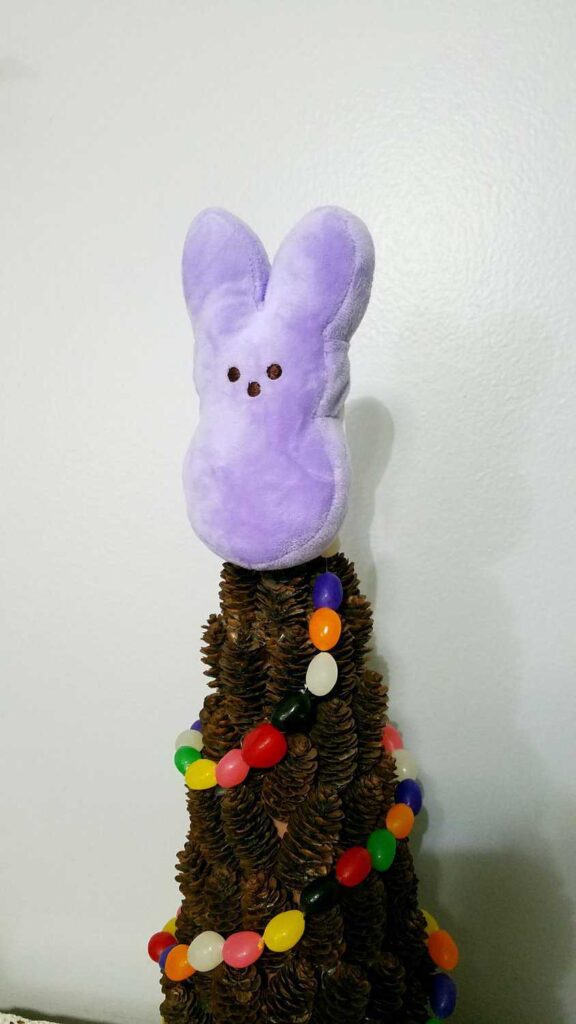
(1, 2, 575, 1022)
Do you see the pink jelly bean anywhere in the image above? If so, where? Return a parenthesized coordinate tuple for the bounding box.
(222, 931, 264, 968)
(382, 724, 404, 753)
(216, 748, 250, 788)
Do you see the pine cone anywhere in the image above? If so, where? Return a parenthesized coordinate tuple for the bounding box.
(219, 562, 259, 627)
(261, 733, 318, 820)
(221, 784, 280, 873)
(341, 872, 387, 965)
(328, 623, 360, 705)
(262, 623, 315, 712)
(312, 963, 371, 1024)
(345, 592, 373, 666)
(353, 668, 389, 775)
(200, 613, 226, 683)
(341, 769, 388, 848)
(160, 978, 212, 1024)
(367, 952, 406, 1021)
(201, 704, 241, 762)
(187, 787, 237, 869)
(240, 870, 289, 930)
(264, 956, 317, 1024)
(217, 627, 267, 735)
(310, 698, 357, 790)
(299, 905, 345, 971)
(276, 784, 343, 889)
(210, 963, 263, 1024)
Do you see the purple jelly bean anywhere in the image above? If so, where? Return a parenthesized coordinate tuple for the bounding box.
(313, 572, 343, 611)
(190, 719, 202, 732)
(158, 942, 176, 972)
(395, 778, 423, 815)
(430, 973, 457, 1018)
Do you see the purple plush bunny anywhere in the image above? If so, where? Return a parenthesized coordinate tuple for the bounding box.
(182, 206, 375, 570)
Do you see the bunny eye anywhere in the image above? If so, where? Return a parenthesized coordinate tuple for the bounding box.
(227, 367, 241, 382)
(267, 363, 282, 380)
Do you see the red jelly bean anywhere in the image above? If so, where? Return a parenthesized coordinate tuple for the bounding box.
(242, 723, 288, 768)
(335, 847, 372, 887)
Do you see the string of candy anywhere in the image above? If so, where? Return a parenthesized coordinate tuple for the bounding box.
(156, 566, 459, 1018)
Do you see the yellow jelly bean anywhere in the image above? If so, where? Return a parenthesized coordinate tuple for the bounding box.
(263, 910, 305, 952)
(422, 909, 439, 936)
(162, 917, 177, 936)
(185, 758, 217, 790)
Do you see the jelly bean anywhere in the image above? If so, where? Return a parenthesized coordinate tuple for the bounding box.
(174, 746, 201, 774)
(175, 728, 203, 752)
(309, 607, 342, 651)
(426, 1020, 442, 1024)
(382, 724, 404, 752)
(158, 942, 176, 971)
(164, 944, 195, 981)
(300, 876, 340, 916)
(335, 847, 373, 887)
(216, 748, 250, 788)
(430, 973, 457, 1018)
(190, 719, 202, 732)
(305, 651, 338, 696)
(312, 572, 344, 610)
(393, 748, 418, 781)
(148, 931, 177, 963)
(263, 910, 305, 952)
(222, 931, 264, 968)
(242, 723, 287, 768)
(271, 691, 313, 732)
(367, 828, 397, 872)
(162, 917, 177, 936)
(395, 778, 423, 815)
(184, 758, 217, 790)
(187, 931, 225, 972)
(422, 909, 439, 936)
(428, 930, 459, 971)
(385, 803, 415, 839)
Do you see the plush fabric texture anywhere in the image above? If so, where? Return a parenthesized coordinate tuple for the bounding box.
(182, 206, 375, 570)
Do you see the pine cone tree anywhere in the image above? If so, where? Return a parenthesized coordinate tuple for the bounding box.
(160, 554, 432, 1024)
(276, 784, 343, 889)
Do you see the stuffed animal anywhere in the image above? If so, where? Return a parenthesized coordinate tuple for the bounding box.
(182, 206, 374, 570)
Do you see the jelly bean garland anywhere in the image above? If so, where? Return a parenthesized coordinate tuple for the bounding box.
(156, 569, 459, 1018)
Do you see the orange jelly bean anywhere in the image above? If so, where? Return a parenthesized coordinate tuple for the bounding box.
(164, 944, 196, 981)
(309, 607, 342, 650)
(427, 929, 459, 971)
(385, 803, 415, 839)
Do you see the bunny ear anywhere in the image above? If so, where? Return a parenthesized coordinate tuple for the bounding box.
(265, 206, 375, 342)
(182, 208, 270, 336)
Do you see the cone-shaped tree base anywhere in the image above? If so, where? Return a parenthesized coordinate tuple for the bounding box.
(161, 554, 432, 1023)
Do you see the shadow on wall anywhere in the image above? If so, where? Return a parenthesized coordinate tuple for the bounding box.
(340, 388, 575, 1023)
(7, 1015, 112, 1024)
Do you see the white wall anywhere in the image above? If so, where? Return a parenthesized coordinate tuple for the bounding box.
(1, 1, 575, 1021)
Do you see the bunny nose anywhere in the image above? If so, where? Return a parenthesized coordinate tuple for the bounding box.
(247, 381, 261, 397)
